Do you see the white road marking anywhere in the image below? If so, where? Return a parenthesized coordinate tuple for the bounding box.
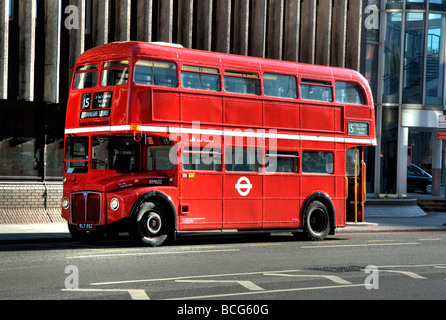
(66, 248, 239, 259)
(62, 288, 150, 300)
(176, 279, 265, 291)
(167, 284, 366, 300)
(378, 270, 427, 279)
(301, 242, 421, 249)
(91, 269, 302, 286)
(264, 272, 352, 285)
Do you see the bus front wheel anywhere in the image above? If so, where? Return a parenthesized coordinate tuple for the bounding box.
(130, 201, 171, 247)
(303, 200, 330, 241)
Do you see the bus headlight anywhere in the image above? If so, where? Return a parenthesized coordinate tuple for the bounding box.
(110, 198, 120, 211)
(62, 197, 70, 210)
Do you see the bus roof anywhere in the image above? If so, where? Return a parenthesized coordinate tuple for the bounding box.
(75, 41, 365, 83)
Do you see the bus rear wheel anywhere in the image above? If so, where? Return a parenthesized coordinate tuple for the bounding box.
(129, 201, 171, 247)
(303, 200, 330, 241)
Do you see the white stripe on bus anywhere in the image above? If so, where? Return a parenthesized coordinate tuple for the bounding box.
(65, 125, 377, 145)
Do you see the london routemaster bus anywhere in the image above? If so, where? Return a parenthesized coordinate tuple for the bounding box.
(62, 41, 376, 246)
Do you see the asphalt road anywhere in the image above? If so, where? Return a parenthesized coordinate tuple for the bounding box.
(1, 230, 445, 314)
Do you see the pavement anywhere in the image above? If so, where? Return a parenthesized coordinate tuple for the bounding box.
(0, 203, 445, 243)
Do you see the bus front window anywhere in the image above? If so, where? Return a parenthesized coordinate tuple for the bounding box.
(92, 136, 137, 171)
(65, 137, 89, 173)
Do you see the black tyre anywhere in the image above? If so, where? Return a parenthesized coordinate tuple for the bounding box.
(303, 200, 330, 241)
(129, 201, 172, 247)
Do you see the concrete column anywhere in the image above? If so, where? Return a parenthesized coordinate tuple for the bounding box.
(432, 137, 442, 196)
(300, 0, 316, 64)
(178, 0, 194, 48)
(0, 0, 8, 100)
(115, 0, 131, 41)
(92, 0, 109, 46)
(18, 0, 36, 101)
(283, 0, 300, 62)
(267, 0, 284, 60)
(44, 0, 61, 103)
(215, 0, 231, 53)
(397, 126, 409, 197)
(158, 0, 173, 43)
(233, 0, 249, 56)
(315, 0, 332, 66)
(345, 0, 363, 71)
(251, 0, 266, 58)
(137, 0, 152, 42)
(331, 0, 347, 68)
(68, 0, 85, 86)
(196, 0, 212, 51)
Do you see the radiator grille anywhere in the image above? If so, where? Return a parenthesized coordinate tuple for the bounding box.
(70, 192, 102, 225)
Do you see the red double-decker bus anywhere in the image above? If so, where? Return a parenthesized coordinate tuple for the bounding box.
(62, 41, 376, 246)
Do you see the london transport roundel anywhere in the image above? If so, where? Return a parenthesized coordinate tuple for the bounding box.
(235, 177, 253, 196)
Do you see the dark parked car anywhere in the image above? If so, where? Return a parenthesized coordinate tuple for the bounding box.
(407, 163, 432, 194)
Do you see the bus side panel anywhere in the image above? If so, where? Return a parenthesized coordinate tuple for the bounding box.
(224, 200, 263, 229)
(223, 174, 262, 229)
(151, 90, 180, 122)
(263, 101, 299, 129)
(263, 175, 300, 228)
(300, 104, 343, 133)
(178, 199, 223, 231)
(224, 98, 262, 127)
(181, 94, 223, 124)
(180, 173, 223, 231)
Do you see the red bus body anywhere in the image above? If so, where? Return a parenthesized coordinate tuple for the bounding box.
(62, 41, 376, 245)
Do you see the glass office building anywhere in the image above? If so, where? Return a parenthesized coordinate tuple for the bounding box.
(368, 0, 446, 195)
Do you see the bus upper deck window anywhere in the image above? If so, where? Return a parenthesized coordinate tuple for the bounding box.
(263, 73, 297, 98)
(73, 64, 98, 89)
(101, 60, 129, 87)
(300, 79, 333, 102)
(224, 70, 260, 95)
(335, 81, 365, 105)
(134, 60, 177, 87)
(181, 65, 220, 91)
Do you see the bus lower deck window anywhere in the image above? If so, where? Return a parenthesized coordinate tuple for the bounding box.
(182, 147, 222, 171)
(225, 147, 261, 172)
(302, 151, 334, 174)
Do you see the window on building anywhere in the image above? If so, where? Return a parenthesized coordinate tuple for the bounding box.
(382, 12, 402, 104)
(403, 12, 425, 104)
(425, 13, 445, 105)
